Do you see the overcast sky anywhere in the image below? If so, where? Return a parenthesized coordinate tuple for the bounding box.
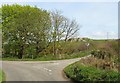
(1, 0, 119, 39)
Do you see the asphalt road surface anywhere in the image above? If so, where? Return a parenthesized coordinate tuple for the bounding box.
(0, 55, 90, 81)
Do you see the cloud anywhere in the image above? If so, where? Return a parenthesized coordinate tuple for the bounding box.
(94, 32, 106, 37)
(91, 31, 118, 39)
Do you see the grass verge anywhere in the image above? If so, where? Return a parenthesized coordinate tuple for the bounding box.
(64, 62, 119, 82)
(1, 51, 90, 61)
(0, 69, 5, 83)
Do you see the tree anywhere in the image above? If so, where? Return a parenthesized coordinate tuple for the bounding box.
(2, 5, 80, 59)
(2, 4, 51, 59)
(50, 10, 79, 56)
(64, 19, 79, 41)
(0, 30, 1, 58)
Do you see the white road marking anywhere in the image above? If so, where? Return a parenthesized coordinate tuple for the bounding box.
(44, 68, 52, 72)
(49, 70, 52, 72)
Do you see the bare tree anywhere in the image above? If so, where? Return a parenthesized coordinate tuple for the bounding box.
(50, 10, 65, 55)
(64, 19, 79, 41)
(50, 10, 80, 55)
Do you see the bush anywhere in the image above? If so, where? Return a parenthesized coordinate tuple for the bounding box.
(91, 50, 112, 60)
(64, 62, 119, 82)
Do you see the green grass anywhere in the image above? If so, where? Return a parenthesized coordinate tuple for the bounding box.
(2, 39, 118, 61)
(64, 62, 119, 82)
(0, 69, 5, 83)
(1, 51, 90, 61)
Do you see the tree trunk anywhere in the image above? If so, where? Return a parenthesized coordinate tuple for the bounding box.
(53, 40, 56, 56)
(18, 45, 24, 59)
(36, 46, 40, 55)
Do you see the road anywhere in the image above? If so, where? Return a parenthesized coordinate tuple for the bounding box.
(0, 56, 90, 81)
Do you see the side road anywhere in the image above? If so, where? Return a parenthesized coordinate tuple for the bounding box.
(0, 55, 91, 81)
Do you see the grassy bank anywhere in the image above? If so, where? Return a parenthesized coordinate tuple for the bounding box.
(64, 61, 119, 82)
(63, 39, 119, 82)
(0, 69, 5, 83)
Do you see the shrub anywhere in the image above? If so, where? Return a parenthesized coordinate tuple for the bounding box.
(64, 63, 119, 82)
(91, 50, 112, 60)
